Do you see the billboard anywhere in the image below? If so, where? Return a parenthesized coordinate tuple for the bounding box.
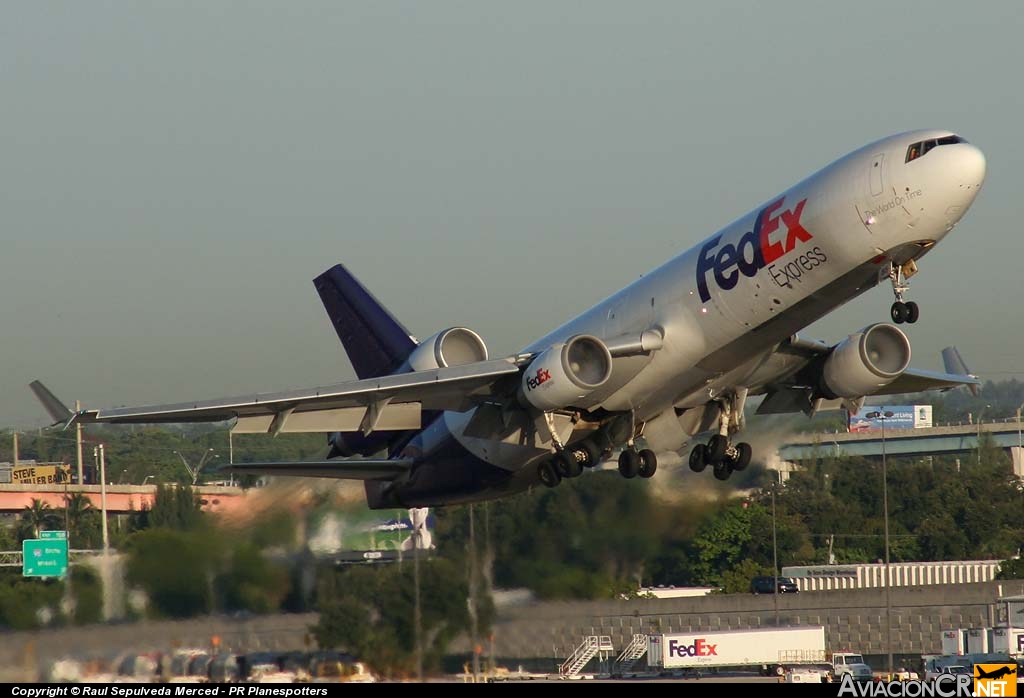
(9, 463, 72, 485)
(848, 405, 932, 432)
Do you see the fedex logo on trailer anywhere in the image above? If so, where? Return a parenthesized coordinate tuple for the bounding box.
(668, 638, 718, 658)
(696, 196, 817, 302)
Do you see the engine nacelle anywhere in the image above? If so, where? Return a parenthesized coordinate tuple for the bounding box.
(820, 323, 911, 399)
(404, 327, 488, 371)
(519, 334, 613, 412)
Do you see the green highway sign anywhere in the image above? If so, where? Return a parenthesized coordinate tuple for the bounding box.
(23, 538, 68, 577)
(39, 530, 67, 540)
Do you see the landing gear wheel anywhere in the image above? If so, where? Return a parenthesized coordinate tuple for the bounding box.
(555, 451, 583, 479)
(580, 441, 602, 468)
(890, 301, 908, 324)
(730, 442, 752, 471)
(707, 434, 728, 462)
(638, 449, 658, 478)
(618, 448, 640, 479)
(713, 461, 732, 481)
(905, 301, 920, 324)
(689, 444, 708, 473)
(538, 461, 560, 488)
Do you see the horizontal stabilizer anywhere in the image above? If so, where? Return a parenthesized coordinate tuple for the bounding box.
(220, 459, 413, 481)
(28, 380, 73, 424)
(879, 367, 981, 396)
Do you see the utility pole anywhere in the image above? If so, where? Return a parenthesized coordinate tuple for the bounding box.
(12, 431, 18, 466)
(468, 504, 480, 680)
(98, 444, 109, 554)
(75, 400, 84, 485)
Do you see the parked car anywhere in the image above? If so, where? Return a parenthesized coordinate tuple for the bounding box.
(750, 576, 799, 594)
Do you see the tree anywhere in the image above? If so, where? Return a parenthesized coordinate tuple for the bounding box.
(17, 499, 59, 541)
(63, 492, 102, 549)
(132, 484, 204, 531)
(124, 528, 223, 618)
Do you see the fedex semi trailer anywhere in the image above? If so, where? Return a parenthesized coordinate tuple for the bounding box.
(647, 626, 827, 676)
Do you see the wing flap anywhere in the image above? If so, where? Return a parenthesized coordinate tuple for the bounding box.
(221, 458, 412, 481)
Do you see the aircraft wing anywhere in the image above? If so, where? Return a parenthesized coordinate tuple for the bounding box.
(755, 337, 979, 416)
(34, 357, 522, 435)
(219, 458, 413, 481)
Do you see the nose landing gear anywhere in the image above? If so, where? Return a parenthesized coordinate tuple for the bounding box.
(888, 260, 920, 324)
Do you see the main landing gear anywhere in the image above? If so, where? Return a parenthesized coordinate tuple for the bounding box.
(888, 260, 920, 325)
(687, 393, 751, 481)
(536, 441, 658, 488)
(688, 436, 751, 481)
(537, 441, 603, 488)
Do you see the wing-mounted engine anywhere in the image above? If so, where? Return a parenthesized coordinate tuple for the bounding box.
(402, 327, 488, 371)
(820, 323, 911, 399)
(518, 334, 613, 411)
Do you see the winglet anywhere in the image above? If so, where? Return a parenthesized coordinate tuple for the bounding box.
(28, 380, 75, 425)
(940, 346, 980, 396)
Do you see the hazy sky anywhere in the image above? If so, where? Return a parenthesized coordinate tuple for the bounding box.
(3, 2, 1022, 429)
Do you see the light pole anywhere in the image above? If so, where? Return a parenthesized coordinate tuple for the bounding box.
(770, 470, 780, 627)
(866, 410, 893, 679)
(175, 448, 217, 485)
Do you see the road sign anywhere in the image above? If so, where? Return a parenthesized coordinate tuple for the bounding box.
(22, 538, 68, 577)
(39, 530, 67, 540)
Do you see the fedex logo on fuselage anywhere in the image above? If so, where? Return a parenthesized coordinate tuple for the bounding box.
(696, 196, 814, 302)
(667, 638, 718, 658)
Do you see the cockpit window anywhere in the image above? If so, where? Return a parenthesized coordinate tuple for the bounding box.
(906, 135, 966, 162)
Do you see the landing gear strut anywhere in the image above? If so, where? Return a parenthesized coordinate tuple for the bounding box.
(888, 260, 920, 324)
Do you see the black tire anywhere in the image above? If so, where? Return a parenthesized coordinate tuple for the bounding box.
(555, 451, 582, 478)
(905, 301, 920, 324)
(618, 448, 640, 479)
(689, 444, 708, 472)
(638, 449, 658, 478)
(731, 442, 752, 471)
(713, 461, 732, 481)
(890, 301, 908, 324)
(580, 441, 602, 468)
(707, 434, 728, 462)
(538, 461, 560, 488)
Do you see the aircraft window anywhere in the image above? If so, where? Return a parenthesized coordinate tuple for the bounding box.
(905, 135, 966, 163)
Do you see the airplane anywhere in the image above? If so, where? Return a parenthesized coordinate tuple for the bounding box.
(31, 129, 986, 510)
(974, 665, 1016, 680)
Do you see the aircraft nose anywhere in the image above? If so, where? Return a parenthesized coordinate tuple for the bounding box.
(957, 143, 986, 196)
(941, 143, 986, 225)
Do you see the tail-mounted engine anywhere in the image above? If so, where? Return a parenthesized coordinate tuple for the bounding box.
(519, 334, 613, 412)
(820, 323, 911, 399)
(403, 327, 488, 371)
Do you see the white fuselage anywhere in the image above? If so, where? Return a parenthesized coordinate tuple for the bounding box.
(450, 129, 985, 472)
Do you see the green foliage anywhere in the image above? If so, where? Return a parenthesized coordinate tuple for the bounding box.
(132, 484, 204, 531)
(0, 569, 64, 630)
(313, 556, 486, 677)
(69, 565, 103, 625)
(995, 557, 1024, 580)
(124, 528, 223, 618)
(219, 543, 290, 614)
(17, 498, 61, 542)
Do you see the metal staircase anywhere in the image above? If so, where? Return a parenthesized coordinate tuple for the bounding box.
(559, 635, 614, 677)
(613, 634, 649, 675)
